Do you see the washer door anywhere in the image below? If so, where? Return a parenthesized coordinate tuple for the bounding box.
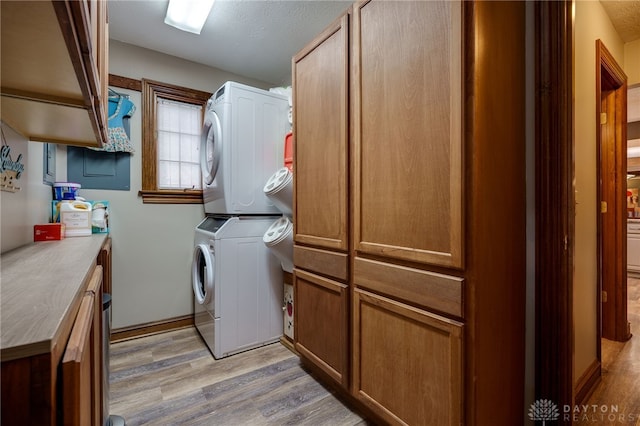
(200, 109, 222, 186)
(192, 244, 214, 306)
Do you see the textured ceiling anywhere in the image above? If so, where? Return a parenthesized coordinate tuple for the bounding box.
(600, 0, 640, 43)
(108, 0, 351, 86)
(108, 1, 640, 86)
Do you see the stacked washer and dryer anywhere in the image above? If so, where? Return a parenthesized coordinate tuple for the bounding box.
(192, 81, 294, 359)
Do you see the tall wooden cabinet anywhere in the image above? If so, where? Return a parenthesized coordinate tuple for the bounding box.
(293, 1, 526, 424)
(292, 13, 350, 387)
(351, 2, 464, 424)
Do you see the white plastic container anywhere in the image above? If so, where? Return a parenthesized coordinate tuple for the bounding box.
(53, 182, 81, 200)
(59, 200, 92, 237)
(263, 167, 293, 216)
(262, 216, 294, 272)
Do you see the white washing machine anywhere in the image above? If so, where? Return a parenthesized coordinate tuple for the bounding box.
(192, 215, 284, 359)
(201, 81, 289, 215)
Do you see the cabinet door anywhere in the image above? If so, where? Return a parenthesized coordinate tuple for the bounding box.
(292, 13, 349, 251)
(352, 0, 463, 269)
(64, 0, 109, 143)
(98, 237, 112, 294)
(294, 269, 349, 387)
(85, 266, 104, 426)
(62, 294, 95, 426)
(69, 0, 106, 101)
(95, 0, 109, 127)
(62, 266, 103, 426)
(352, 289, 463, 425)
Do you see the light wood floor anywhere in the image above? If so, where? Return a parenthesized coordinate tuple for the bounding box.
(110, 279, 640, 425)
(109, 328, 368, 426)
(579, 277, 640, 425)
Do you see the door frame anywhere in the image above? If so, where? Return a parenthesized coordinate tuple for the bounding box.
(596, 39, 629, 344)
(535, 0, 575, 411)
(535, 1, 632, 416)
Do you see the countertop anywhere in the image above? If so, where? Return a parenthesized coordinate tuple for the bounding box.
(0, 234, 107, 362)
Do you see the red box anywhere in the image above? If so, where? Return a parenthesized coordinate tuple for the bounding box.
(34, 223, 66, 241)
(284, 132, 293, 171)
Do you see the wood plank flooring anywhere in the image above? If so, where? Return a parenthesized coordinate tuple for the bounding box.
(110, 278, 640, 425)
(109, 328, 368, 425)
(578, 277, 640, 425)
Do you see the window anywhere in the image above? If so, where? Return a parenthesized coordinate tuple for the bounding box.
(157, 99, 202, 190)
(139, 79, 211, 204)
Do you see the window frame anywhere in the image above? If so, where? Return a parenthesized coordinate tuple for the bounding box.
(140, 78, 211, 204)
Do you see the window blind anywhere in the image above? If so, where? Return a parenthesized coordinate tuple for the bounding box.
(156, 98, 202, 190)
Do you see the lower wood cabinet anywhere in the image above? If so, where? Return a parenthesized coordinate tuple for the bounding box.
(294, 268, 349, 387)
(1, 245, 108, 425)
(62, 294, 95, 426)
(87, 262, 105, 426)
(352, 288, 463, 425)
(98, 237, 112, 294)
(62, 266, 103, 426)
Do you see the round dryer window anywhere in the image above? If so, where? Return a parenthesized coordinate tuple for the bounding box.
(200, 111, 222, 185)
(192, 244, 214, 305)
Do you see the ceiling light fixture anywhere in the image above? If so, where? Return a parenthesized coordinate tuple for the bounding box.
(164, 0, 215, 35)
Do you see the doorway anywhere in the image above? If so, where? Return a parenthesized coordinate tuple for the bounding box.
(596, 39, 630, 347)
(535, 2, 635, 415)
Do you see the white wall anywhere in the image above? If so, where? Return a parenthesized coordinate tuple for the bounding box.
(0, 123, 53, 253)
(109, 40, 272, 93)
(573, 0, 625, 383)
(55, 41, 276, 329)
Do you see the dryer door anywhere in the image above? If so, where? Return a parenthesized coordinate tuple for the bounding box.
(200, 109, 222, 186)
(192, 244, 214, 306)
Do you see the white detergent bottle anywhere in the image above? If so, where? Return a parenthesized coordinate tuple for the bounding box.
(58, 200, 93, 237)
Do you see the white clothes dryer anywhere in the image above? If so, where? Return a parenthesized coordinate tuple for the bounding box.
(192, 215, 284, 359)
(201, 82, 289, 215)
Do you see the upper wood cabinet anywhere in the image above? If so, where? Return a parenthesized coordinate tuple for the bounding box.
(292, 13, 349, 252)
(352, 0, 463, 269)
(0, 0, 108, 147)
